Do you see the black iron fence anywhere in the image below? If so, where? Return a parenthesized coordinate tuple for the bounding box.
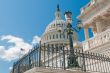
(12, 43, 110, 73)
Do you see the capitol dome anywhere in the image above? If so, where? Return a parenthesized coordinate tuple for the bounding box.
(45, 19, 66, 34)
(41, 5, 77, 46)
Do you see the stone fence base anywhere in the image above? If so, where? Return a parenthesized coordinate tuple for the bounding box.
(23, 67, 97, 73)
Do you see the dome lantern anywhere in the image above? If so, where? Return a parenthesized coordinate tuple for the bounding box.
(57, 4, 60, 11)
(55, 4, 61, 20)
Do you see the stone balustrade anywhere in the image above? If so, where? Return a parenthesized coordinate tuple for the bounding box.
(83, 29, 110, 51)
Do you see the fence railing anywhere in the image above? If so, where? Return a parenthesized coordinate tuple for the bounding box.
(12, 43, 110, 73)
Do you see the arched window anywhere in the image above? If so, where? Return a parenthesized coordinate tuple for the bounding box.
(50, 35, 51, 40)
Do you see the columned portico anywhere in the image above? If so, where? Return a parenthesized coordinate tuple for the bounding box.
(77, 0, 110, 54)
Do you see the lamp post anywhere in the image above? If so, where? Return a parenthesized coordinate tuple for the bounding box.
(64, 11, 82, 68)
(64, 11, 74, 53)
(57, 11, 83, 68)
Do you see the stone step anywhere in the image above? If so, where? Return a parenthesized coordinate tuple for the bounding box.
(24, 67, 101, 73)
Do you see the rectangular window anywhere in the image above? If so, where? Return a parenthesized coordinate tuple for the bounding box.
(63, 34, 65, 39)
(53, 35, 55, 39)
(60, 33, 61, 38)
(56, 34, 58, 39)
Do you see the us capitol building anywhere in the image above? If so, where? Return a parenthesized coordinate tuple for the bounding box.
(41, 5, 78, 48)
(11, 0, 110, 73)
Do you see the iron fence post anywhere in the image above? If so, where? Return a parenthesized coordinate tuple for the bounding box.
(12, 63, 15, 73)
(29, 54, 31, 69)
(39, 41, 41, 67)
(18, 62, 20, 73)
(55, 44, 58, 68)
(44, 43, 46, 67)
(82, 49, 86, 72)
(47, 44, 50, 67)
(51, 44, 54, 68)
(62, 45, 66, 70)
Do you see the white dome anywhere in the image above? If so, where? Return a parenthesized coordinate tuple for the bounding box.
(41, 6, 70, 45)
(45, 19, 66, 34)
(41, 6, 78, 46)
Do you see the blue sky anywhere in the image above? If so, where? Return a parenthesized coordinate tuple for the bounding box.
(0, 0, 91, 73)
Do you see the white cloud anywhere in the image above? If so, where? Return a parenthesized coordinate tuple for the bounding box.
(0, 46, 6, 56)
(0, 35, 41, 61)
(9, 67, 12, 70)
(32, 36, 41, 44)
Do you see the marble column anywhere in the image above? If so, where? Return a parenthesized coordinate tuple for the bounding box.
(96, 21, 102, 33)
(84, 27, 89, 40)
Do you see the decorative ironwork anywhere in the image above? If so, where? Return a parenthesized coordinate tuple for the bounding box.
(12, 43, 110, 73)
